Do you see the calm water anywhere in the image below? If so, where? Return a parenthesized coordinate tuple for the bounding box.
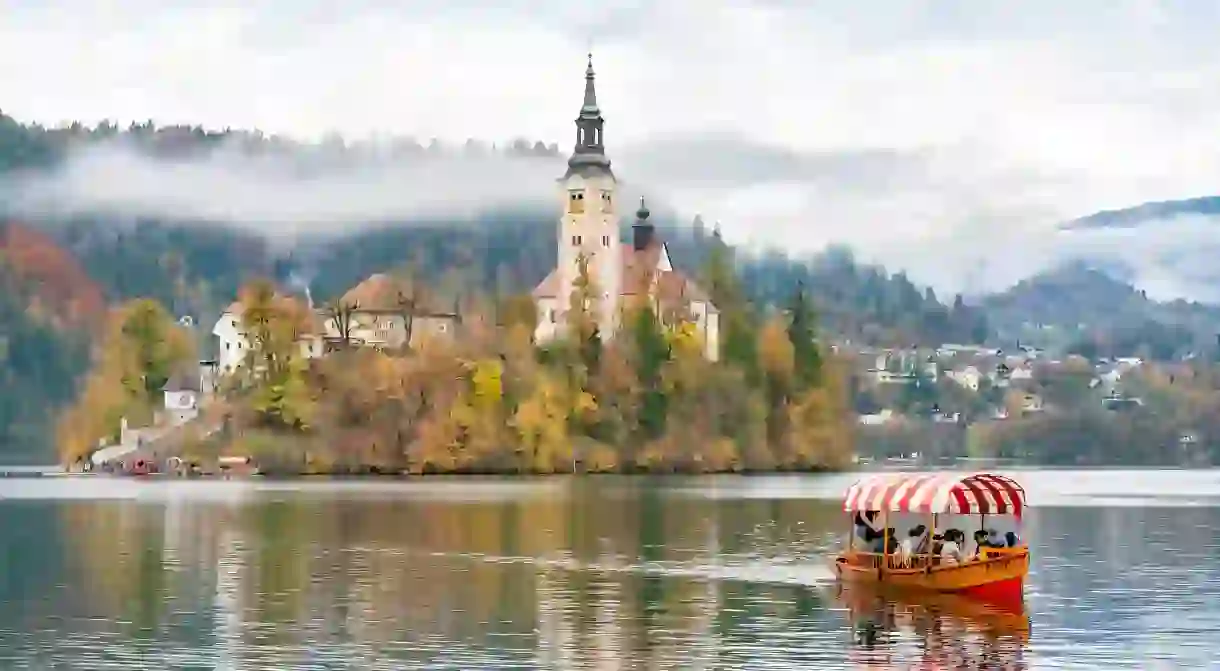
(0, 470, 1218, 670)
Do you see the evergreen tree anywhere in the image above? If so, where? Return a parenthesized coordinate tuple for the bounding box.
(785, 280, 822, 389)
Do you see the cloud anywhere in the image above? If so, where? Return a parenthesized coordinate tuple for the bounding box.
(3, 1, 1220, 298)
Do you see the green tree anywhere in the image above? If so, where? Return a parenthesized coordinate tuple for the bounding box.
(785, 280, 822, 390)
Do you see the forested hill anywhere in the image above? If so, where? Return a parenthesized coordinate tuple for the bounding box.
(0, 114, 985, 462)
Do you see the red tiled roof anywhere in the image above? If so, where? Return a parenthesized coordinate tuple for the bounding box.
(532, 243, 714, 310)
(340, 273, 456, 315)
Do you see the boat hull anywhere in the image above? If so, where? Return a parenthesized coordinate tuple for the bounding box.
(833, 549, 1028, 611)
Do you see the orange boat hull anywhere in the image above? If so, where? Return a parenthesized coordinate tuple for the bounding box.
(833, 548, 1029, 611)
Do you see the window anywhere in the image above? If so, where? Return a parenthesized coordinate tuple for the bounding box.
(602, 235, 610, 247)
(438, 323, 448, 332)
(237, 342, 242, 349)
(601, 190, 613, 212)
(225, 343, 231, 350)
(572, 235, 582, 246)
(568, 190, 585, 214)
(549, 309, 556, 323)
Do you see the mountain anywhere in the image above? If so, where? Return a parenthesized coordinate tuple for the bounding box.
(1064, 195, 1220, 231)
(981, 261, 1220, 358)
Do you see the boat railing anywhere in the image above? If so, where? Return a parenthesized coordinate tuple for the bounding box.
(845, 547, 1029, 571)
(844, 551, 942, 570)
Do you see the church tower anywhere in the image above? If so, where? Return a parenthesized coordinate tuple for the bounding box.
(556, 53, 622, 337)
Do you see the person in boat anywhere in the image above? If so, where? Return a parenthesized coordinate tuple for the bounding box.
(897, 524, 928, 566)
(853, 511, 884, 551)
(940, 529, 965, 564)
(1004, 531, 1020, 547)
(972, 529, 992, 558)
(883, 528, 899, 555)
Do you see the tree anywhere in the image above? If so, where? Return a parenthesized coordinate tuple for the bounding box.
(627, 301, 671, 441)
(326, 299, 358, 348)
(566, 253, 602, 375)
(785, 280, 822, 390)
(118, 298, 193, 400)
(702, 234, 758, 378)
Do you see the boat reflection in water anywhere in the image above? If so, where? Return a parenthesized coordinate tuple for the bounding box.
(832, 583, 1030, 669)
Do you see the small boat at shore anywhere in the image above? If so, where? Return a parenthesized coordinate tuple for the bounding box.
(832, 471, 1029, 610)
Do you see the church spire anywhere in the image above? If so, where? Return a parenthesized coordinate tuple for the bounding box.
(582, 52, 599, 113)
(567, 53, 612, 176)
(632, 196, 655, 250)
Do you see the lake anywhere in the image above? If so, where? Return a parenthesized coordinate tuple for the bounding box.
(0, 470, 1218, 669)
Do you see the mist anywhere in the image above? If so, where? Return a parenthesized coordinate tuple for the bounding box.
(2, 136, 1218, 302)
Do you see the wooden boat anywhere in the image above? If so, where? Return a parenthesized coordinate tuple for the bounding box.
(832, 472, 1029, 610)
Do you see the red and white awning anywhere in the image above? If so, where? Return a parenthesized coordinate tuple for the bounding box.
(842, 472, 1026, 518)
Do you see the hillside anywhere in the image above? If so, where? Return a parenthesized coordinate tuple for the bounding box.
(982, 262, 1220, 358)
(1064, 195, 1220, 230)
(0, 223, 97, 461)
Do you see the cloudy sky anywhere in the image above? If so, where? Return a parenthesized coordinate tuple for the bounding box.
(4, 1, 1220, 295)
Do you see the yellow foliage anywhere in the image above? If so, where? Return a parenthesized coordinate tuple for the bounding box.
(56, 299, 195, 465)
(470, 359, 504, 403)
(666, 320, 703, 356)
(758, 317, 795, 379)
(88, 279, 858, 476)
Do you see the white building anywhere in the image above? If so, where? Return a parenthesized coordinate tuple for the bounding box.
(162, 369, 202, 425)
(531, 55, 720, 360)
(212, 295, 325, 375)
(948, 365, 982, 391)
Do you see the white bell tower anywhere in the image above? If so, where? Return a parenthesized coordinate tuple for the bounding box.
(556, 53, 622, 337)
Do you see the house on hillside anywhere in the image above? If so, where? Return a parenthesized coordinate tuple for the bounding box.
(947, 365, 982, 391)
(212, 295, 326, 375)
(329, 273, 461, 350)
(162, 370, 201, 425)
(529, 55, 720, 361)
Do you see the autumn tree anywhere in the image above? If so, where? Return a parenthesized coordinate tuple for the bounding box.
(55, 299, 194, 464)
(566, 253, 602, 375)
(326, 298, 358, 348)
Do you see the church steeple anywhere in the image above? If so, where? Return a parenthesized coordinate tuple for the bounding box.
(633, 196, 655, 250)
(567, 53, 612, 176)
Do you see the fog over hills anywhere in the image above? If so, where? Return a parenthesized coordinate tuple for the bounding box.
(4, 126, 1220, 309)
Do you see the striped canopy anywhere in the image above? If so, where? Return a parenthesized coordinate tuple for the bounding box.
(842, 472, 1026, 518)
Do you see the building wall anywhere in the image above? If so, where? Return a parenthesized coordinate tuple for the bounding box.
(213, 311, 322, 376)
(534, 297, 562, 343)
(556, 171, 622, 337)
(212, 312, 245, 374)
(327, 311, 457, 349)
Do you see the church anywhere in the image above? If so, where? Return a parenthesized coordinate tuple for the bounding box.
(531, 56, 720, 361)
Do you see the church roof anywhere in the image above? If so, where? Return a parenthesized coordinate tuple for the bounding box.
(531, 245, 714, 309)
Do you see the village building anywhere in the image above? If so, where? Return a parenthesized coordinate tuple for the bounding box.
(327, 273, 461, 350)
(162, 369, 202, 426)
(531, 55, 720, 360)
(211, 295, 326, 375)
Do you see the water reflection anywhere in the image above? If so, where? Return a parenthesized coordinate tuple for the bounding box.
(0, 473, 1216, 668)
(835, 584, 1030, 669)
